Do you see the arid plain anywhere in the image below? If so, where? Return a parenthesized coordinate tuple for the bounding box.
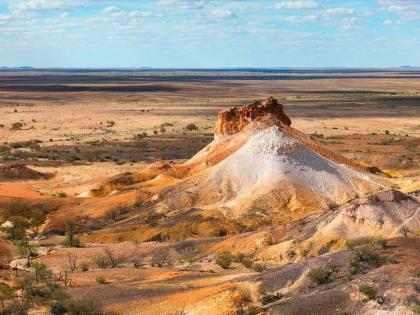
(0, 69, 419, 315)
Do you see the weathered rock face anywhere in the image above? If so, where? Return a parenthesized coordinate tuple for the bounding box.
(215, 97, 291, 136)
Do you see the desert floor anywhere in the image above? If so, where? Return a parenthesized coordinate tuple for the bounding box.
(0, 70, 419, 315)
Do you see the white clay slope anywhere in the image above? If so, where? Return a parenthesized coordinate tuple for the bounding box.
(208, 126, 384, 212)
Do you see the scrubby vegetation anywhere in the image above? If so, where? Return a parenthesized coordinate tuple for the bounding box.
(94, 254, 110, 269)
(79, 261, 90, 272)
(216, 251, 233, 269)
(347, 238, 384, 276)
(346, 237, 387, 249)
(260, 292, 283, 305)
(359, 284, 377, 300)
(308, 264, 336, 285)
(10, 122, 24, 130)
(133, 132, 148, 140)
(1, 202, 48, 240)
(412, 302, 420, 314)
(0, 259, 112, 315)
(179, 246, 199, 271)
(234, 289, 254, 315)
(62, 221, 81, 248)
(151, 250, 173, 268)
(96, 276, 107, 285)
(185, 123, 198, 131)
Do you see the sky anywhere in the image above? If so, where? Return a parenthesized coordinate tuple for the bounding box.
(0, 0, 419, 68)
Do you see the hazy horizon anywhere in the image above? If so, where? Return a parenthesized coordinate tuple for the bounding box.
(0, 66, 419, 71)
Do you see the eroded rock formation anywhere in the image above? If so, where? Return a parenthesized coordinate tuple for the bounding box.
(215, 96, 292, 136)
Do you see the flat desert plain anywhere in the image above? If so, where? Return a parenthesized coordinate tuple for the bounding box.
(0, 69, 419, 315)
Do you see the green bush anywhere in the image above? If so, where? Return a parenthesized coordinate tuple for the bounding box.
(4, 202, 32, 219)
(80, 261, 90, 272)
(412, 302, 420, 314)
(234, 289, 253, 315)
(32, 262, 52, 283)
(359, 284, 377, 300)
(10, 122, 24, 131)
(308, 264, 336, 285)
(346, 237, 387, 250)
(62, 221, 81, 248)
(235, 253, 253, 269)
(57, 192, 67, 198)
(349, 246, 383, 275)
(96, 276, 107, 285)
(240, 258, 253, 269)
(185, 123, 198, 131)
(133, 259, 143, 269)
(133, 132, 148, 140)
(51, 302, 67, 315)
(251, 263, 266, 273)
(216, 251, 233, 269)
(66, 296, 103, 315)
(93, 255, 110, 269)
(106, 121, 115, 128)
(3, 216, 29, 241)
(386, 256, 399, 264)
(260, 292, 282, 305)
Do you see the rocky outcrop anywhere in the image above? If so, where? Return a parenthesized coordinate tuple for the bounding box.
(215, 97, 291, 136)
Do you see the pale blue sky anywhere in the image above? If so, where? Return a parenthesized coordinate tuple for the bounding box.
(0, 0, 418, 68)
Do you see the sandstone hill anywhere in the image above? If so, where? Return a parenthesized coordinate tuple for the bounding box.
(92, 97, 388, 231)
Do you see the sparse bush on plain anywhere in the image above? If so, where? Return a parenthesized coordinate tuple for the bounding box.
(359, 284, 377, 300)
(348, 245, 383, 276)
(260, 292, 282, 305)
(106, 120, 115, 127)
(93, 255, 110, 269)
(386, 255, 399, 264)
(241, 258, 253, 269)
(234, 289, 253, 315)
(308, 264, 336, 285)
(96, 276, 107, 285)
(57, 192, 67, 198)
(79, 261, 90, 272)
(216, 251, 233, 269)
(4, 202, 33, 219)
(151, 250, 172, 268)
(65, 296, 103, 315)
(412, 302, 420, 314)
(133, 259, 143, 269)
(391, 183, 401, 190)
(346, 237, 387, 250)
(179, 246, 199, 271)
(105, 206, 129, 223)
(62, 221, 81, 248)
(234, 253, 253, 269)
(133, 132, 148, 140)
(3, 216, 30, 241)
(250, 263, 266, 273)
(103, 247, 120, 268)
(10, 122, 24, 131)
(185, 123, 198, 131)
